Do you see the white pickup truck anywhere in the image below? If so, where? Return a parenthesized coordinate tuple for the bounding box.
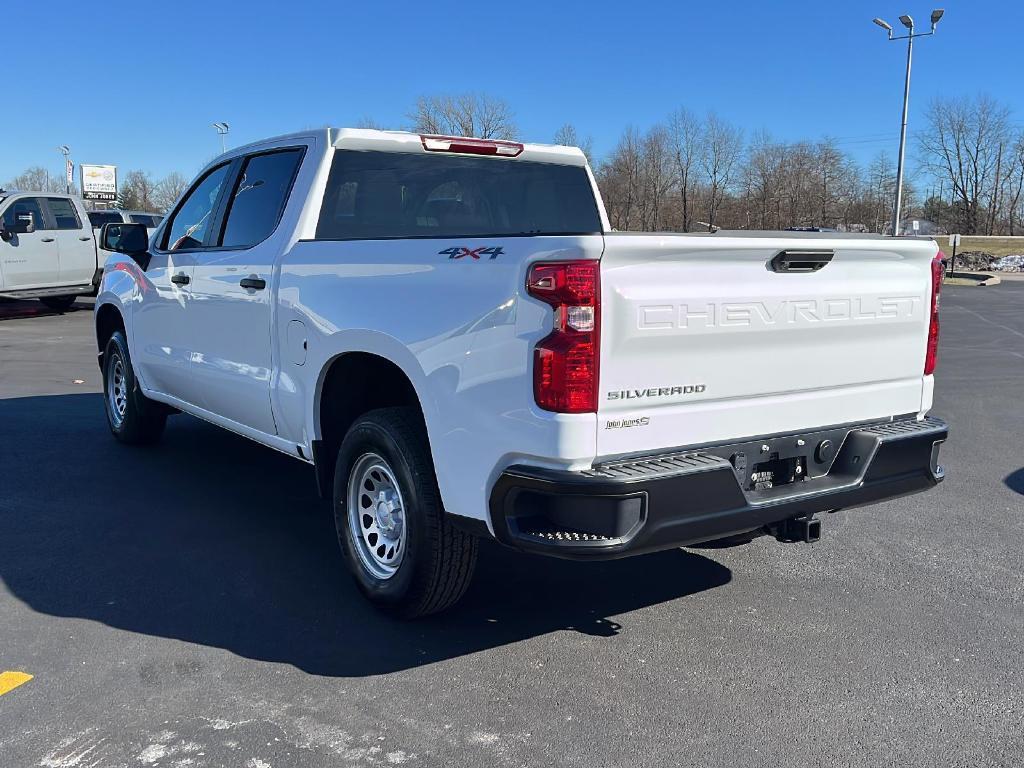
(94, 128, 948, 617)
(0, 191, 105, 309)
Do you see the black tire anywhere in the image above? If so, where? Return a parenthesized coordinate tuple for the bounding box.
(334, 407, 478, 618)
(102, 330, 167, 445)
(40, 295, 77, 311)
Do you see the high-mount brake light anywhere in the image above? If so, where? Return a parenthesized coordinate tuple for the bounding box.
(420, 135, 524, 157)
(527, 261, 600, 413)
(925, 251, 943, 375)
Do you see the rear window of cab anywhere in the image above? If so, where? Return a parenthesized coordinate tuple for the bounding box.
(316, 150, 601, 240)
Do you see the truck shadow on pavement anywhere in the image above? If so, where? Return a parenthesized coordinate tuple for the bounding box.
(1006, 468, 1024, 495)
(0, 298, 92, 321)
(0, 393, 732, 677)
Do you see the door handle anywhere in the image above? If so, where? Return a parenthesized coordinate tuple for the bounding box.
(239, 277, 266, 290)
(79, 236, 91, 241)
(171, 273, 190, 286)
(41, 237, 55, 243)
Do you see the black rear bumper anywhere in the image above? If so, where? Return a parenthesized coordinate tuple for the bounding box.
(489, 416, 948, 559)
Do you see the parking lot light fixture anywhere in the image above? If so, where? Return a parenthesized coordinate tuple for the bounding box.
(873, 9, 946, 236)
(212, 122, 230, 154)
(56, 145, 71, 194)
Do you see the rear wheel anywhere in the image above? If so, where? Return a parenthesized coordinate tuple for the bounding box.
(40, 295, 76, 311)
(103, 330, 166, 444)
(334, 407, 478, 618)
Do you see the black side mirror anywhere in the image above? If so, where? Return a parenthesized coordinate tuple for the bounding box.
(101, 222, 149, 254)
(9, 211, 36, 235)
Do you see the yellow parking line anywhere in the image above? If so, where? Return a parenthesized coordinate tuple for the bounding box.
(0, 671, 33, 697)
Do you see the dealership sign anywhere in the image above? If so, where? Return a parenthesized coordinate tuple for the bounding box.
(80, 164, 117, 202)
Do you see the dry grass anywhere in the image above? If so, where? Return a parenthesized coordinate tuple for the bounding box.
(931, 236, 1024, 257)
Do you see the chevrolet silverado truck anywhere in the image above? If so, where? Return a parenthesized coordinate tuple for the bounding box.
(94, 128, 948, 617)
(0, 192, 104, 309)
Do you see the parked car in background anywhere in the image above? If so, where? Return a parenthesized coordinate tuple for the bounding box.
(94, 128, 948, 618)
(88, 209, 164, 231)
(0, 191, 103, 309)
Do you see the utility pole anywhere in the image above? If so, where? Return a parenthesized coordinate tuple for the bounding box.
(873, 9, 945, 236)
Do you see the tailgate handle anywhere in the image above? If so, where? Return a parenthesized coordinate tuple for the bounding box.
(770, 250, 834, 273)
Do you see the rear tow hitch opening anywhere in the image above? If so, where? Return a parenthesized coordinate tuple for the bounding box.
(771, 515, 821, 544)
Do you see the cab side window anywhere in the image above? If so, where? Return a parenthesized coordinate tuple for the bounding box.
(218, 149, 304, 249)
(46, 198, 83, 230)
(2, 197, 46, 230)
(162, 164, 230, 251)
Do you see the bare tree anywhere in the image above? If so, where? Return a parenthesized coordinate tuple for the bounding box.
(598, 127, 643, 230)
(355, 117, 389, 130)
(1005, 133, 1024, 234)
(743, 132, 787, 229)
(553, 123, 593, 161)
(153, 172, 189, 212)
(667, 108, 703, 232)
(117, 170, 159, 211)
(638, 126, 675, 231)
(865, 152, 896, 233)
(593, 99, 1024, 236)
(918, 94, 1011, 234)
(5, 166, 71, 193)
(813, 138, 844, 226)
(409, 93, 517, 139)
(701, 113, 743, 230)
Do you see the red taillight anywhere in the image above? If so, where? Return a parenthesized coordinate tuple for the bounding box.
(528, 260, 600, 413)
(420, 135, 524, 157)
(925, 251, 943, 375)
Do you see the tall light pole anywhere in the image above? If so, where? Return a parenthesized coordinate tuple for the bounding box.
(873, 9, 944, 236)
(57, 145, 72, 194)
(212, 122, 230, 154)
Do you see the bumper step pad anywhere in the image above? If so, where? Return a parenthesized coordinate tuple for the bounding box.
(490, 417, 948, 559)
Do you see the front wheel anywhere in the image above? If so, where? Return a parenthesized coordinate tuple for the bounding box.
(103, 330, 167, 444)
(334, 407, 478, 618)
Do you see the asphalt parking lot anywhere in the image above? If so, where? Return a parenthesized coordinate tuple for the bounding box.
(1, 284, 1021, 768)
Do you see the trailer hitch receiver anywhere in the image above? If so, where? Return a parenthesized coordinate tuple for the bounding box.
(771, 515, 821, 544)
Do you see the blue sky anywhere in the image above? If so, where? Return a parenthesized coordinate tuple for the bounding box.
(3, 0, 1022, 185)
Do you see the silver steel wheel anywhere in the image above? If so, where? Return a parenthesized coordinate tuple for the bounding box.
(347, 452, 407, 581)
(107, 352, 128, 428)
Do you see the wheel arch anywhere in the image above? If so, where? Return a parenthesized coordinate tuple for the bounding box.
(312, 345, 436, 500)
(94, 300, 126, 370)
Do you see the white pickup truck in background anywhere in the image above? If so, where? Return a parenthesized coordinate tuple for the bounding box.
(0, 192, 104, 309)
(94, 128, 948, 617)
(87, 208, 164, 232)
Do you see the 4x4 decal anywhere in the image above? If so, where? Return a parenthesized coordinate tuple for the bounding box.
(440, 246, 504, 260)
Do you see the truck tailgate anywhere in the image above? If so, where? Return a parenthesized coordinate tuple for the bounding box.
(597, 233, 938, 458)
